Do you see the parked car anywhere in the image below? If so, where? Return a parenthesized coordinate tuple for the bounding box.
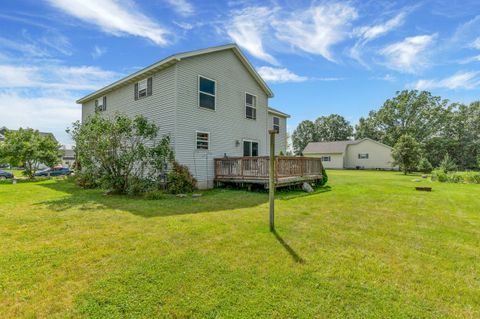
(34, 167, 72, 177)
(0, 170, 14, 180)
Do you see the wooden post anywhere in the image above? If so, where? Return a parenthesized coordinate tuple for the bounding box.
(269, 129, 277, 231)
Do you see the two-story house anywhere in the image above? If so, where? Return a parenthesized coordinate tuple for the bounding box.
(77, 44, 290, 189)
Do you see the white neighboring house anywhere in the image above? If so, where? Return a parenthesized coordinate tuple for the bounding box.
(303, 138, 397, 170)
(77, 44, 289, 189)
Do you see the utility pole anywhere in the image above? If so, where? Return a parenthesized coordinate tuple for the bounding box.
(269, 129, 277, 231)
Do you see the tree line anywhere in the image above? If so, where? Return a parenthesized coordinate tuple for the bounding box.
(292, 90, 480, 171)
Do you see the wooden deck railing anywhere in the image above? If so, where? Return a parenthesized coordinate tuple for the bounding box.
(214, 156, 323, 180)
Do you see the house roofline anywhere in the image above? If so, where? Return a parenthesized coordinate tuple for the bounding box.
(268, 107, 290, 118)
(76, 43, 274, 104)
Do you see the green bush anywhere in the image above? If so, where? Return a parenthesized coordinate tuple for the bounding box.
(166, 162, 197, 194)
(439, 154, 457, 173)
(431, 169, 448, 182)
(418, 158, 433, 173)
(144, 190, 167, 200)
(319, 168, 328, 186)
(431, 170, 480, 184)
(464, 172, 480, 184)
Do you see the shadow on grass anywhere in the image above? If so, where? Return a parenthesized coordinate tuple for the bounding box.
(36, 180, 331, 219)
(272, 229, 305, 264)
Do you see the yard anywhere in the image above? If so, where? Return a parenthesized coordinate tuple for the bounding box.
(1, 171, 479, 318)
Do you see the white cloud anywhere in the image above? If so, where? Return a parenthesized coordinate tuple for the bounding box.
(355, 12, 406, 42)
(257, 66, 307, 83)
(412, 71, 480, 90)
(380, 34, 436, 73)
(227, 6, 278, 65)
(472, 37, 480, 50)
(46, 0, 170, 45)
(92, 45, 107, 59)
(0, 64, 118, 90)
(0, 37, 50, 58)
(165, 0, 194, 16)
(273, 3, 358, 62)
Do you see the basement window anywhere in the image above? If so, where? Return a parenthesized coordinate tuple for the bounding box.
(358, 153, 369, 159)
(196, 131, 209, 150)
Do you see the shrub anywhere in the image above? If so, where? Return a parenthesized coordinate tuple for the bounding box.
(319, 168, 328, 186)
(418, 158, 433, 173)
(166, 162, 197, 194)
(464, 172, 480, 184)
(144, 190, 167, 200)
(431, 169, 448, 182)
(439, 154, 457, 173)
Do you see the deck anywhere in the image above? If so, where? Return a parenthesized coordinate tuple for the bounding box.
(214, 156, 323, 188)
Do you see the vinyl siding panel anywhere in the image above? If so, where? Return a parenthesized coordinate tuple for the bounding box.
(174, 50, 269, 188)
(304, 153, 344, 169)
(345, 139, 395, 169)
(81, 65, 177, 146)
(267, 113, 287, 154)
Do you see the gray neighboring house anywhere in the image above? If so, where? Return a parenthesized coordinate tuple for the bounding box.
(61, 148, 75, 168)
(303, 138, 397, 170)
(77, 44, 290, 189)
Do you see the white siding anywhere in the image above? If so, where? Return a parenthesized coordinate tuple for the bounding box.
(267, 113, 287, 155)
(82, 66, 177, 145)
(304, 153, 344, 169)
(174, 50, 269, 188)
(345, 139, 395, 169)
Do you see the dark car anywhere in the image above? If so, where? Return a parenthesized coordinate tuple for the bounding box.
(35, 167, 72, 177)
(0, 170, 14, 180)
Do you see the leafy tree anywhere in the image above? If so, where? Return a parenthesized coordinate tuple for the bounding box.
(69, 113, 175, 194)
(417, 157, 433, 174)
(314, 114, 353, 142)
(0, 128, 60, 178)
(477, 155, 480, 170)
(291, 120, 316, 155)
(392, 134, 422, 175)
(358, 90, 448, 146)
(354, 112, 383, 141)
(439, 154, 457, 173)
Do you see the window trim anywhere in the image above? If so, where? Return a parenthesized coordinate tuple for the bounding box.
(245, 92, 257, 120)
(243, 139, 259, 157)
(197, 75, 216, 111)
(195, 130, 210, 150)
(273, 116, 280, 132)
(321, 156, 331, 162)
(95, 96, 107, 112)
(358, 153, 369, 159)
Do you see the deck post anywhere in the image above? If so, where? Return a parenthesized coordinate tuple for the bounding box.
(268, 130, 277, 231)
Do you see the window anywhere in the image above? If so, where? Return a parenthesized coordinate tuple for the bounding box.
(134, 77, 152, 100)
(273, 116, 280, 132)
(245, 93, 256, 119)
(95, 96, 107, 112)
(196, 131, 209, 150)
(243, 140, 259, 156)
(198, 76, 215, 110)
(321, 156, 331, 162)
(358, 153, 369, 159)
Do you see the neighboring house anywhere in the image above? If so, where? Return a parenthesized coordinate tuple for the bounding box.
(303, 138, 396, 170)
(0, 132, 4, 142)
(0, 128, 57, 143)
(77, 44, 289, 189)
(61, 148, 75, 168)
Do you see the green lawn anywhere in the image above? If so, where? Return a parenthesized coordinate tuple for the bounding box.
(1, 171, 479, 318)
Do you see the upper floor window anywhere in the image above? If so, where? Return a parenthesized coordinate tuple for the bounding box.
(95, 96, 107, 112)
(321, 156, 331, 162)
(134, 77, 152, 100)
(358, 153, 369, 159)
(273, 116, 280, 132)
(245, 93, 256, 120)
(198, 76, 215, 110)
(196, 131, 209, 150)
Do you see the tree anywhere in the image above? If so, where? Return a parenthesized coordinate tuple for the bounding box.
(69, 113, 175, 194)
(0, 128, 60, 178)
(354, 112, 383, 141)
(358, 90, 448, 146)
(314, 114, 353, 142)
(418, 157, 433, 174)
(291, 120, 316, 155)
(439, 154, 457, 173)
(392, 134, 422, 175)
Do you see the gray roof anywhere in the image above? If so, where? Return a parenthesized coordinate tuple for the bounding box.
(268, 107, 290, 118)
(63, 149, 75, 158)
(303, 140, 356, 154)
(77, 43, 274, 103)
(303, 138, 393, 154)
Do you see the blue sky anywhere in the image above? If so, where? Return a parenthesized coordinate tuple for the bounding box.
(1, 0, 480, 145)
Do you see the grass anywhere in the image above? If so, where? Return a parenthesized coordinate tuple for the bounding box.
(0, 171, 479, 318)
